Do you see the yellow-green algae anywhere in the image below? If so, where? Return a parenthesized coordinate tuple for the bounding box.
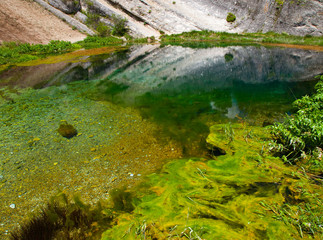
(102, 123, 322, 239)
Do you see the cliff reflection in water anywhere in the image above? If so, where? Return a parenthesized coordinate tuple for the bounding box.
(95, 45, 322, 155)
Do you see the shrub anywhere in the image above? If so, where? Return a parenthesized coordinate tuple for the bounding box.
(270, 77, 323, 171)
(78, 36, 123, 48)
(96, 22, 111, 37)
(111, 15, 128, 36)
(86, 13, 101, 28)
(226, 12, 236, 23)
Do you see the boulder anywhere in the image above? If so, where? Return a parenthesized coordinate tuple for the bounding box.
(48, 0, 81, 14)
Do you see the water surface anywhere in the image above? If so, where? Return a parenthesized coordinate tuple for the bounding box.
(0, 44, 322, 238)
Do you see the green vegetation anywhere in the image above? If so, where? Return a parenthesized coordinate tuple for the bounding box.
(96, 22, 111, 37)
(0, 36, 125, 67)
(85, 11, 128, 37)
(7, 78, 323, 239)
(1, 30, 321, 69)
(260, 196, 322, 238)
(99, 123, 322, 239)
(161, 30, 323, 46)
(275, 0, 285, 6)
(0, 40, 79, 66)
(111, 15, 128, 36)
(9, 121, 323, 239)
(77, 36, 123, 49)
(226, 12, 236, 23)
(270, 77, 323, 173)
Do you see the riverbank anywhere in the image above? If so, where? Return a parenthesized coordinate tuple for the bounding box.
(1, 31, 322, 68)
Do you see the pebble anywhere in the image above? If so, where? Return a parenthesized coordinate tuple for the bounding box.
(9, 204, 15, 209)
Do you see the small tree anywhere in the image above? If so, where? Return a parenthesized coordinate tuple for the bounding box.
(226, 12, 236, 23)
(111, 15, 128, 36)
(96, 22, 110, 37)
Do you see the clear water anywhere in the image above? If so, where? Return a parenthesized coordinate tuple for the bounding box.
(0, 44, 322, 237)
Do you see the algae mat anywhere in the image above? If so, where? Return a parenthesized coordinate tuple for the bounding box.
(0, 82, 182, 238)
(102, 124, 323, 239)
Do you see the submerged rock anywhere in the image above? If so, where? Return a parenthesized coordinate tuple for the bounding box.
(57, 120, 78, 139)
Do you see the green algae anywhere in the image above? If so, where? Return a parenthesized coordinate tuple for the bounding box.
(101, 123, 322, 239)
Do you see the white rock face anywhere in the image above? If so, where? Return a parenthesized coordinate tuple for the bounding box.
(83, 0, 322, 36)
(48, 0, 81, 14)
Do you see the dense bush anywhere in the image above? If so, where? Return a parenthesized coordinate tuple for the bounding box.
(270, 77, 323, 171)
(0, 40, 78, 65)
(16, 40, 74, 54)
(86, 13, 101, 28)
(226, 12, 236, 23)
(78, 36, 123, 48)
(96, 22, 111, 37)
(111, 15, 128, 36)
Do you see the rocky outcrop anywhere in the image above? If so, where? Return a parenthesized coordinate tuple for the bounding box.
(105, 0, 322, 36)
(226, 0, 323, 36)
(48, 0, 81, 14)
(80, 0, 161, 37)
(34, 0, 322, 37)
(34, 0, 95, 35)
(87, 0, 323, 36)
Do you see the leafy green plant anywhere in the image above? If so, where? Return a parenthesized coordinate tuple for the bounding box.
(0, 40, 79, 66)
(269, 77, 323, 172)
(226, 12, 236, 23)
(77, 36, 123, 48)
(96, 22, 111, 37)
(275, 0, 285, 6)
(111, 15, 128, 36)
(160, 30, 323, 46)
(86, 12, 101, 28)
(260, 194, 323, 238)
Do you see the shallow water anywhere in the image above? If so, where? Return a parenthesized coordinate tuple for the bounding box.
(0, 44, 322, 238)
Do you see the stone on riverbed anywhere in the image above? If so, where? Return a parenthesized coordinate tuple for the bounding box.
(57, 120, 78, 139)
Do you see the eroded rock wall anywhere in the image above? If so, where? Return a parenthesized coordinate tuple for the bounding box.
(95, 0, 322, 36)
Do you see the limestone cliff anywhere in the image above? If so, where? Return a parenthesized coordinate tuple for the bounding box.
(77, 0, 322, 37)
(0, 0, 322, 44)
